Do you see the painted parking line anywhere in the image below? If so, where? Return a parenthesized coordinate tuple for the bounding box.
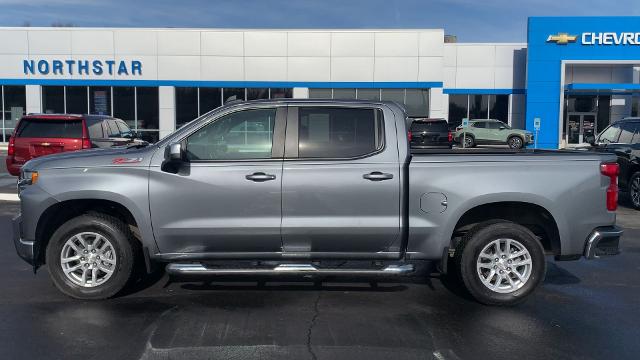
(0, 193, 19, 202)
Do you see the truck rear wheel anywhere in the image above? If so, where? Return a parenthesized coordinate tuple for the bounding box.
(454, 220, 546, 306)
(45, 213, 135, 300)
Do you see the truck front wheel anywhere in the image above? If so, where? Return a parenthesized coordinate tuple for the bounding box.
(454, 221, 546, 306)
(45, 213, 135, 300)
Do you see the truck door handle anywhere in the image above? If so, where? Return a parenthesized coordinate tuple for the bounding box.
(245, 172, 277, 182)
(363, 172, 394, 181)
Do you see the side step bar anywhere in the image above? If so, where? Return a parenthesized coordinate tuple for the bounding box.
(166, 263, 415, 277)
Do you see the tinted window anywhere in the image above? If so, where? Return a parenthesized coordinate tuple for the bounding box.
(106, 120, 120, 137)
(298, 107, 383, 158)
(186, 108, 276, 161)
(471, 121, 486, 128)
(486, 121, 508, 129)
(411, 121, 448, 132)
(16, 119, 83, 138)
(618, 122, 637, 144)
(86, 119, 104, 139)
(598, 124, 621, 144)
(115, 120, 133, 138)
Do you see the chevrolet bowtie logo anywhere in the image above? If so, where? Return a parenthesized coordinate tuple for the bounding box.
(547, 33, 578, 45)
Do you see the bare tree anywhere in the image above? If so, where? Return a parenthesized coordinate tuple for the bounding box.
(51, 22, 74, 27)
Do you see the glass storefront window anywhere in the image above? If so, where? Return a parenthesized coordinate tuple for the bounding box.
(357, 89, 380, 101)
(489, 95, 509, 122)
(89, 86, 112, 115)
(136, 87, 159, 130)
(405, 89, 429, 117)
(270, 88, 292, 99)
(469, 94, 489, 119)
(333, 88, 356, 99)
(199, 88, 222, 115)
(381, 89, 405, 104)
(66, 86, 88, 114)
(42, 86, 65, 114)
(309, 89, 332, 99)
(223, 88, 245, 104)
(2, 86, 26, 142)
(448, 94, 468, 129)
(175, 87, 198, 128)
(247, 88, 269, 101)
(113, 87, 135, 128)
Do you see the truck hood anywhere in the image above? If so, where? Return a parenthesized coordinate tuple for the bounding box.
(23, 145, 158, 172)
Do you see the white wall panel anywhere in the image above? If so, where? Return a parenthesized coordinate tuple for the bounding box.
(159, 86, 175, 139)
(25, 85, 41, 114)
(245, 57, 287, 81)
(69, 55, 115, 80)
(71, 31, 114, 55)
(443, 67, 456, 88)
(114, 30, 157, 55)
(0, 55, 28, 78)
(28, 30, 71, 55)
(455, 67, 495, 88)
(375, 32, 419, 57)
(0, 30, 28, 54)
(331, 57, 374, 82)
(288, 57, 330, 81)
(201, 31, 244, 56)
(418, 31, 444, 57)
(418, 57, 443, 81)
(494, 67, 515, 88)
(374, 57, 418, 82)
(158, 31, 200, 56)
(158, 56, 200, 80)
(443, 44, 457, 67)
(456, 45, 495, 67)
(331, 32, 374, 57)
(201, 56, 244, 81)
(288, 32, 330, 57)
(244, 32, 287, 56)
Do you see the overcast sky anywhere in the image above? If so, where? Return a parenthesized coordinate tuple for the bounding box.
(1, 0, 640, 42)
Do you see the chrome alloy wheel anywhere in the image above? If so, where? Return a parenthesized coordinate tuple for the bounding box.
(476, 238, 532, 294)
(464, 137, 473, 147)
(631, 177, 640, 208)
(60, 232, 117, 288)
(508, 137, 522, 149)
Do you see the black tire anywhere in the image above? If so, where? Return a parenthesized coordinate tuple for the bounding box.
(453, 220, 546, 306)
(629, 172, 640, 210)
(460, 134, 475, 148)
(507, 136, 524, 149)
(45, 213, 136, 300)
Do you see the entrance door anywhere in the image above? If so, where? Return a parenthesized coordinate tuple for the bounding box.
(566, 112, 597, 145)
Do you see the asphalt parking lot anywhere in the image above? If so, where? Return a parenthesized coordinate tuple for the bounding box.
(0, 154, 639, 360)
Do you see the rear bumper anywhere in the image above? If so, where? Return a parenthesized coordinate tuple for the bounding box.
(584, 226, 623, 259)
(12, 214, 36, 266)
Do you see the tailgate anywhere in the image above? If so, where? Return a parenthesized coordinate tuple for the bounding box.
(14, 138, 83, 162)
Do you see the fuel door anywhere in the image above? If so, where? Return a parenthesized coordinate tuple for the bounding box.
(420, 192, 448, 214)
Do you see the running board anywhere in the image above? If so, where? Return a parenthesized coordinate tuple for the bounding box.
(165, 263, 415, 277)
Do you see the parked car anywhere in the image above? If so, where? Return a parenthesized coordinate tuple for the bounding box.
(6, 114, 145, 176)
(13, 99, 621, 306)
(408, 118, 453, 149)
(454, 119, 533, 149)
(590, 117, 640, 209)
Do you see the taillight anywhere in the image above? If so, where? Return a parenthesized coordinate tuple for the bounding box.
(7, 136, 15, 156)
(82, 138, 92, 149)
(407, 131, 412, 142)
(600, 162, 619, 211)
(448, 131, 453, 142)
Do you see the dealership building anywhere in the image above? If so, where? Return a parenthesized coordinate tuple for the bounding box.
(1, 16, 640, 148)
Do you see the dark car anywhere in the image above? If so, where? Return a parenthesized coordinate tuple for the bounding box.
(408, 118, 452, 149)
(591, 117, 640, 209)
(6, 114, 144, 176)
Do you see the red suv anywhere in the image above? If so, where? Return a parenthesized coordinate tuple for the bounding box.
(6, 114, 142, 176)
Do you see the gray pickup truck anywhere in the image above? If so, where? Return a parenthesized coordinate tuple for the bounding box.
(13, 99, 623, 305)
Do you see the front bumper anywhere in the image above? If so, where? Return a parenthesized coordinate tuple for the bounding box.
(12, 214, 36, 266)
(584, 226, 623, 259)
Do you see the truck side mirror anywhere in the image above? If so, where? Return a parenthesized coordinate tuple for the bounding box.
(167, 142, 183, 161)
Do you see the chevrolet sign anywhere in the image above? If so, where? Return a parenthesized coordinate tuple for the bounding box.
(548, 32, 640, 46)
